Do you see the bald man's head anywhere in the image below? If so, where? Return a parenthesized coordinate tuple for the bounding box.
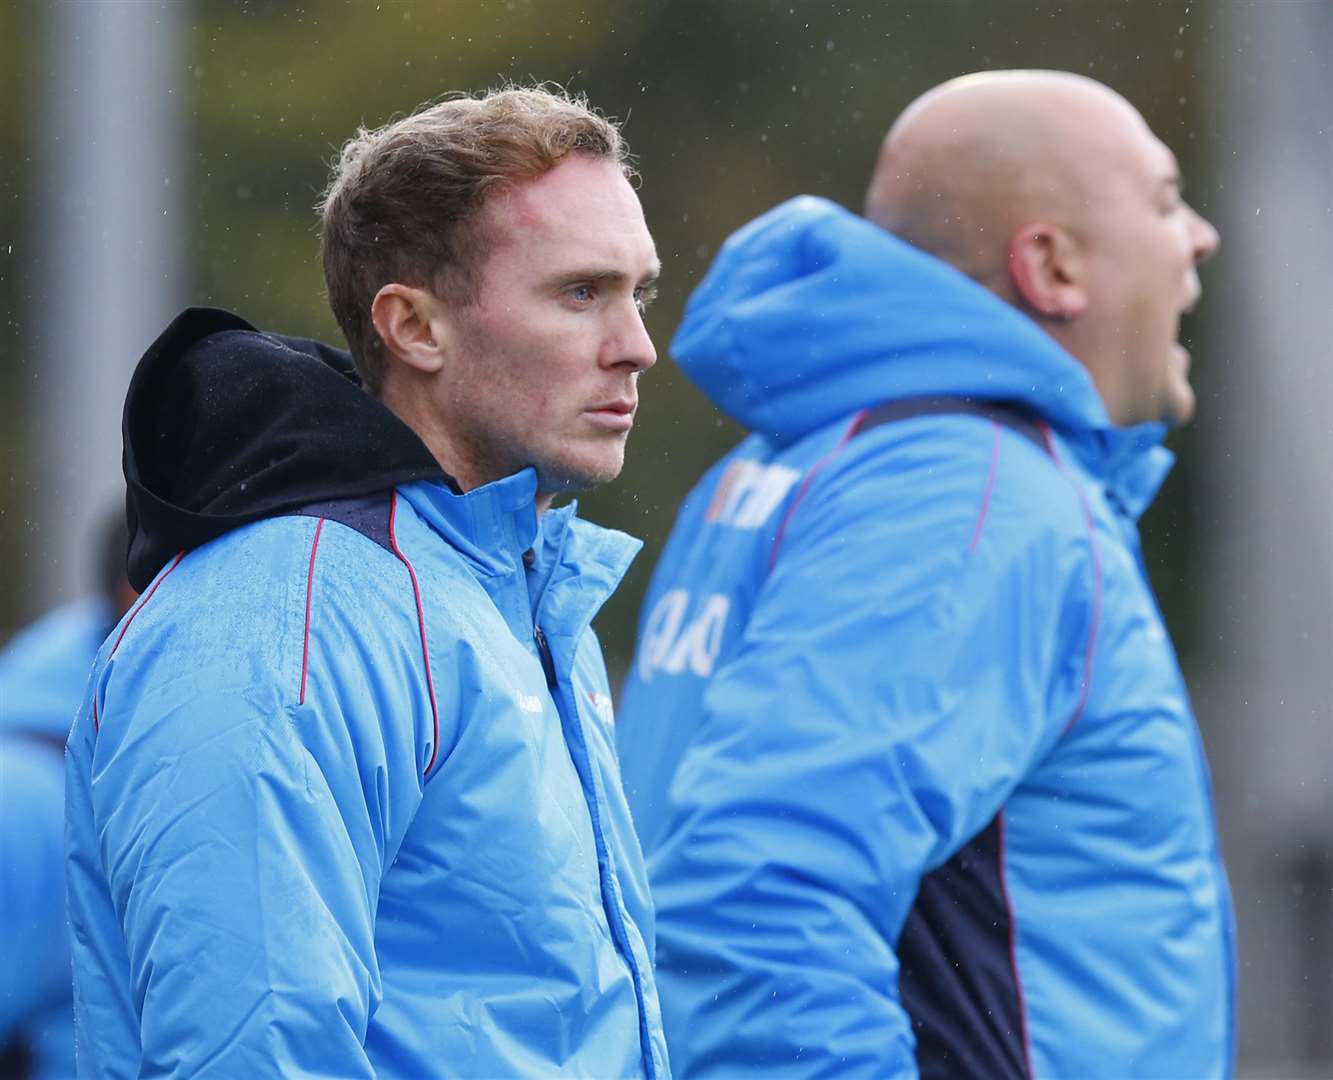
(865, 71, 1139, 288)
(864, 70, 1219, 427)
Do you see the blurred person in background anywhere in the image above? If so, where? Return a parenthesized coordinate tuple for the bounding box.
(617, 70, 1232, 1077)
(1, 505, 134, 1080)
(64, 86, 668, 1078)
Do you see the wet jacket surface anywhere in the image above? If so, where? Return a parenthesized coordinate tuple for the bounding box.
(616, 198, 1235, 1078)
(1, 599, 110, 1080)
(64, 309, 669, 1078)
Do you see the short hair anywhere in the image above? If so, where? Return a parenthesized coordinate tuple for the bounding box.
(319, 85, 633, 393)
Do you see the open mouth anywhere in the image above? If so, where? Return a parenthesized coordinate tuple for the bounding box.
(1170, 286, 1201, 366)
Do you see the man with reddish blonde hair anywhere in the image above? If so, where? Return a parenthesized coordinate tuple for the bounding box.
(320, 86, 635, 394)
(66, 85, 667, 1078)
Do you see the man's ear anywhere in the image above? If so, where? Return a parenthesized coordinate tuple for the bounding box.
(1006, 223, 1088, 321)
(370, 283, 448, 375)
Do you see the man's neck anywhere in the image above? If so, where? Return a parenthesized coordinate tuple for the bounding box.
(377, 380, 552, 513)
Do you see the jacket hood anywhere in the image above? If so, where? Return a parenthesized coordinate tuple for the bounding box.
(672, 196, 1174, 514)
(123, 307, 449, 591)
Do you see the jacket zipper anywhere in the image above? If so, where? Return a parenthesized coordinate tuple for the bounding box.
(533, 625, 558, 689)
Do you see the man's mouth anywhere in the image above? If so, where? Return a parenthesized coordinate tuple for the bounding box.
(584, 399, 637, 433)
(1172, 287, 1201, 366)
(1180, 277, 1202, 316)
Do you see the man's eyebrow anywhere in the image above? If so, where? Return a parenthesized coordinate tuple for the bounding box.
(547, 265, 662, 287)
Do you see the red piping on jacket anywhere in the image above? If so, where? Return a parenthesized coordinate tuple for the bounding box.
(93, 550, 187, 732)
(298, 518, 325, 705)
(997, 811, 1036, 1078)
(968, 421, 1004, 554)
(387, 491, 442, 779)
(1039, 422, 1103, 732)
(768, 409, 869, 570)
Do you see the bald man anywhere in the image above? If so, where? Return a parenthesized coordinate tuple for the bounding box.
(617, 71, 1234, 1078)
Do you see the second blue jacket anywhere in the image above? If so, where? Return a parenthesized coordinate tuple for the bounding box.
(617, 198, 1235, 1078)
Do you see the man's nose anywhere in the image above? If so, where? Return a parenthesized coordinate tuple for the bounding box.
(609, 304, 657, 372)
(1189, 205, 1220, 264)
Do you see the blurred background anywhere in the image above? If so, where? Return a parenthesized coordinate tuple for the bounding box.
(0, 1, 1328, 1075)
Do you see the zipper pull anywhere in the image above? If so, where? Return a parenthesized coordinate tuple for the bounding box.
(534, 625, 558, 689)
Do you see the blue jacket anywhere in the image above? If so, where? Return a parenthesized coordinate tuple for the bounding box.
(65, 310, 670, 1078)
(1, 600, 110, 1079)
(616, 197, 1235, 1078)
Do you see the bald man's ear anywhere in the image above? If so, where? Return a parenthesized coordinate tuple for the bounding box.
(370, 283, 449, 376)
(1006, 224, 1088, 322)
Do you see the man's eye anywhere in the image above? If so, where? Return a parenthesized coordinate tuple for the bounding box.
(569, 284, 595, 304)
(634, 284, 659, 312)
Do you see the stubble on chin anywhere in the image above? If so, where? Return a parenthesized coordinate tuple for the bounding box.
(533, 443, 628, 499)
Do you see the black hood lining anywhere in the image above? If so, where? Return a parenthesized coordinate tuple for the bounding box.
(123, 307, 452, 591)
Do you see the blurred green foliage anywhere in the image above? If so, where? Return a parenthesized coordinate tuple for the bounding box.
(3, 0, 1218, 679)
(0, 1, 33, 633)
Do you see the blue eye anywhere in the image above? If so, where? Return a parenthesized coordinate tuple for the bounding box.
(570, 284, 594, 304)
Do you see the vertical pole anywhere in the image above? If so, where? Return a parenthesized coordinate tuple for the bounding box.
(1203, 2, 1333, 1070)
(27, 0, 186, 611)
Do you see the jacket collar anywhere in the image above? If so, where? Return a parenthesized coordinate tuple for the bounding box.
(530, 502, 642, 636)
(398, 469, 540, 577)
(1061, 422, 1175, 521)
(397, 471, 641, 634)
